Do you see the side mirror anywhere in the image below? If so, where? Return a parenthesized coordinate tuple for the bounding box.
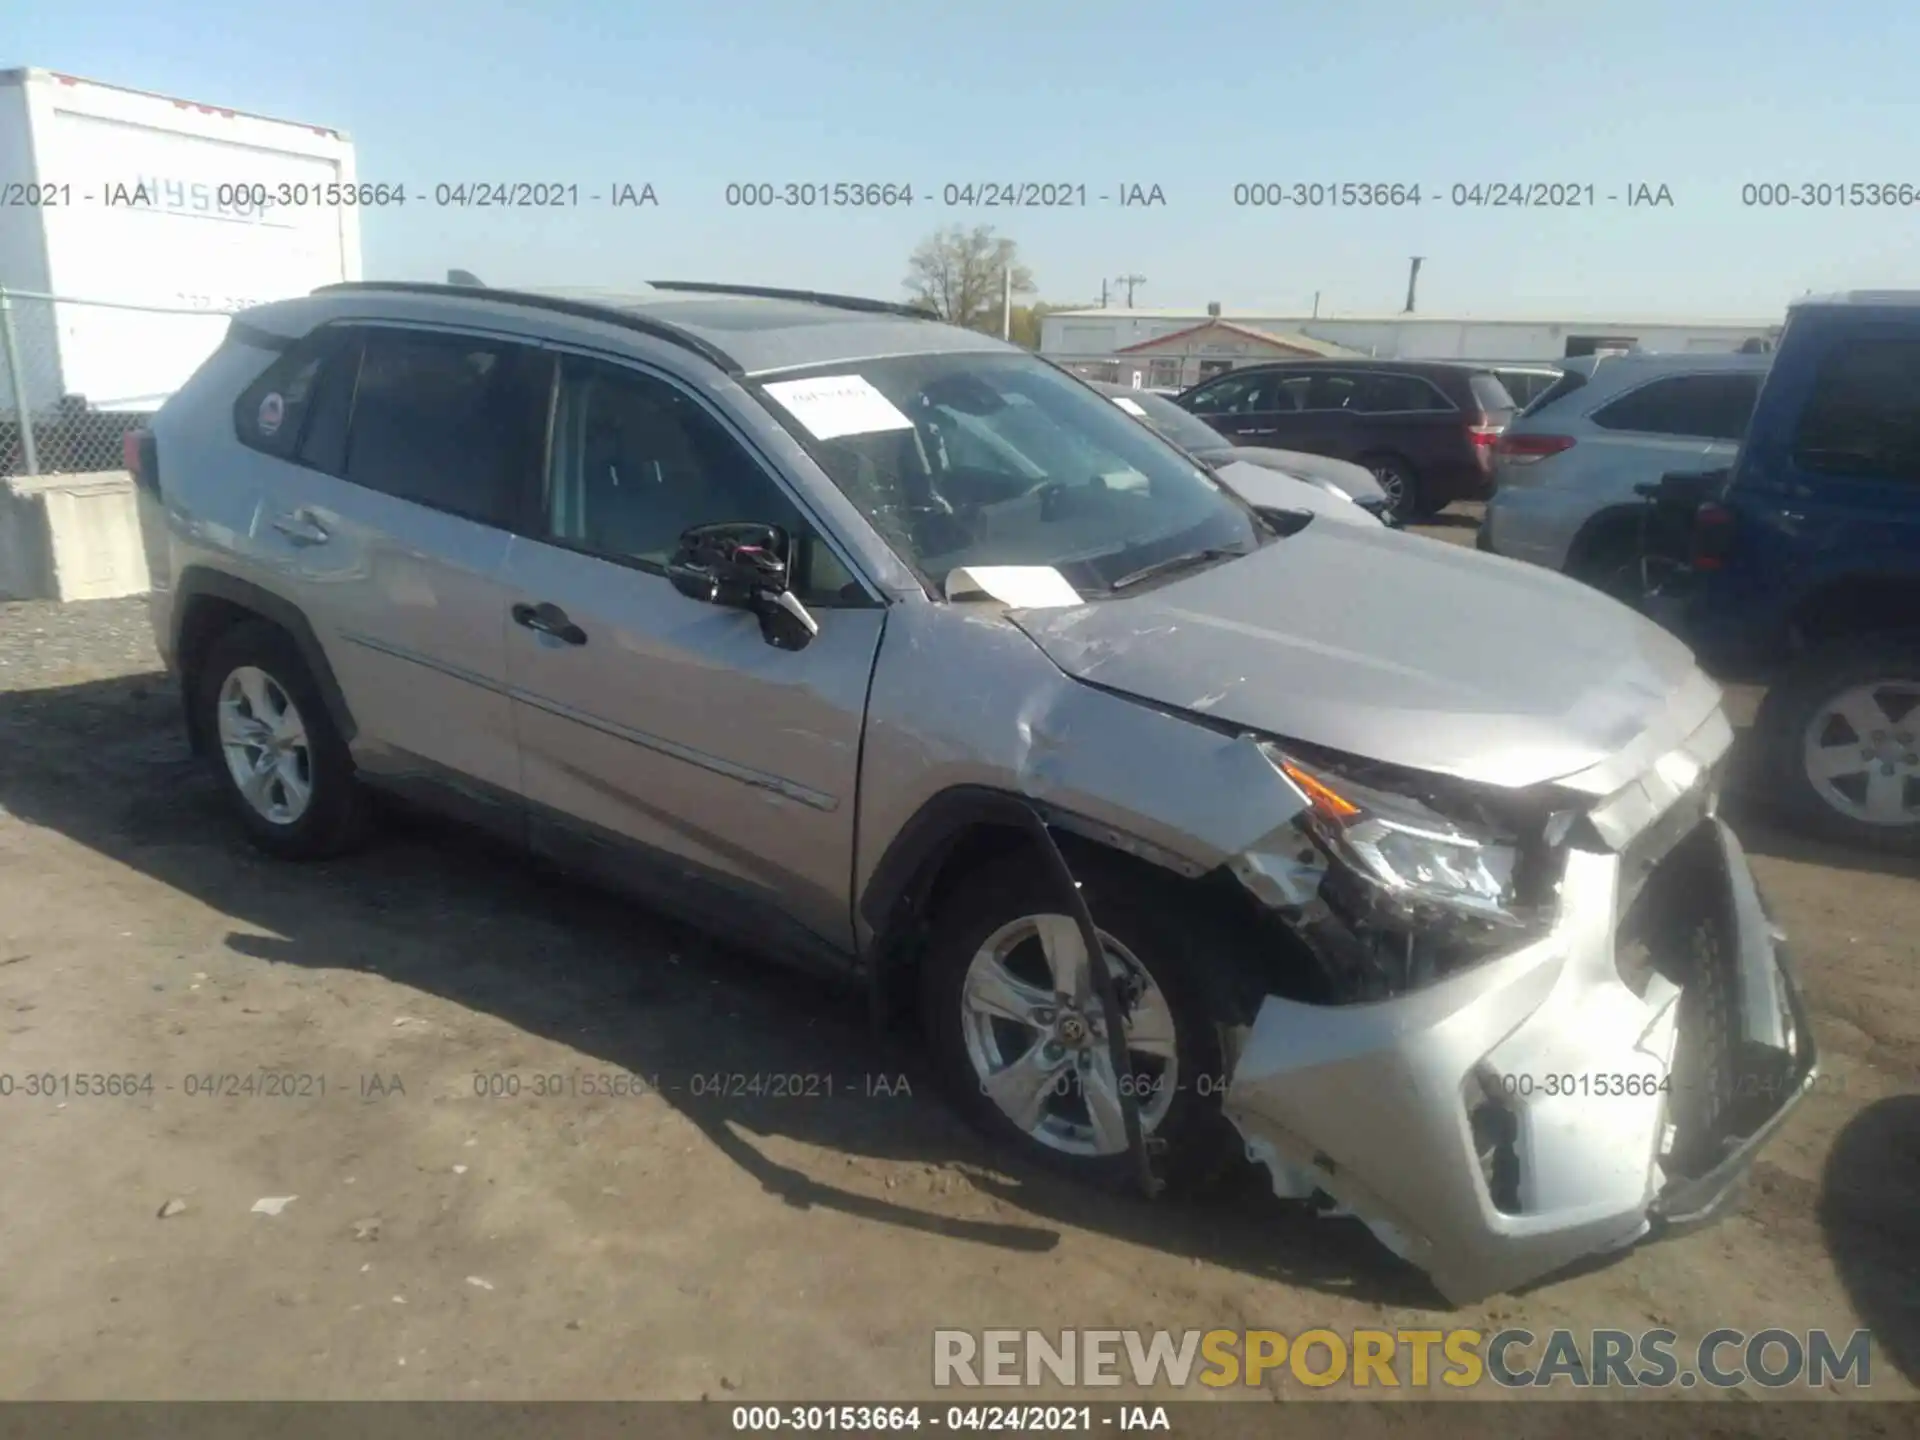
(666, 521, 820, 651)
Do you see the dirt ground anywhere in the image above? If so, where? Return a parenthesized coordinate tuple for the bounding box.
(1, 533, 1916, 1405)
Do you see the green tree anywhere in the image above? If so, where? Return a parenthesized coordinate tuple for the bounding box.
(904, 225, 1036, 333)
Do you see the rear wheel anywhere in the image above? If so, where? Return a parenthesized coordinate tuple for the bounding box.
(1568, 523, 1684, 609)
(920, 853, 1245, 1195)
(1758, 637, 1920, 850)
(1359, 454, 1423, 522)
(194, 621, 372, 860)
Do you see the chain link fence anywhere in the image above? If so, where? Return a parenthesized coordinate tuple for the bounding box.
(0, 288, 239, 478)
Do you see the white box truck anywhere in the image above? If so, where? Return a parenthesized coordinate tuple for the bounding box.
(0, 67, 360, 465)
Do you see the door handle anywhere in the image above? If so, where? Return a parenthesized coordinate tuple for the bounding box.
(512, 601, 588, 646)
(268, 508, 330, 546)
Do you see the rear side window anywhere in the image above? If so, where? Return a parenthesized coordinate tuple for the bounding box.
(1591, 373, 1762, 441)
(341, 329, 552, 528)
(1357, 373, 1450, 413)
(1791, 337, 1920, 481)
(233, 329, 353, 463)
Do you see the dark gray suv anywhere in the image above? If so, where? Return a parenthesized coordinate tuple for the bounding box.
(130, 280, 1815, 1304)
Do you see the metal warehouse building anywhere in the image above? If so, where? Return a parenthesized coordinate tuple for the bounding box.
(1039, 307, 1783, 390)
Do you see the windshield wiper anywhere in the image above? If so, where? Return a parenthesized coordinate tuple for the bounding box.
(1106, 545, 1249, 593)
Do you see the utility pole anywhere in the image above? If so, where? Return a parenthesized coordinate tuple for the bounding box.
(1115, 273, 1147, 307)
(1403, 257, 1425, 315)
(1312, 291, 1321, 319)
(1002, 266, 1012, 341)
(1100, 277, 1109, 308)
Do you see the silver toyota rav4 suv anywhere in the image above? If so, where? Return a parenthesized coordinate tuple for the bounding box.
(133, 280, 1816, 1305)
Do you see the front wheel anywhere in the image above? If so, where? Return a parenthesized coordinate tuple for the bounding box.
(1758, 637, 1920, 850)
(920, 853, 1244, 1195)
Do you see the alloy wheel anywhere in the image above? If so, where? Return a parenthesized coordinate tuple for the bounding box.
(217, 665, 314, 826)
(958, 913, 1179, 1157)
(1800, 680, 1920, 828)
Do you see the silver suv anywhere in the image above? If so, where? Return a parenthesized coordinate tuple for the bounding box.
(133, 280, 1815, 1305)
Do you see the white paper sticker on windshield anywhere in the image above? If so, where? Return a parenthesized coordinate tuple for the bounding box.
(1112, 396, 1148, 417)
(762, 373, 915, 442)
(945, 565, 1083, 608)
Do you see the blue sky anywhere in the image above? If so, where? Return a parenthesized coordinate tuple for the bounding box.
(10, 0, 1918, 319)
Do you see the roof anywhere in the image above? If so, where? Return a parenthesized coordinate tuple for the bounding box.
(296, 281, 1013, 376)
(1573, 351, 1773, 371)
(1790, 290, 1920, 310)
(1111, 319, 1361, 358)
(0, 67, 347, 138)
(1043, 307, 1783, 329)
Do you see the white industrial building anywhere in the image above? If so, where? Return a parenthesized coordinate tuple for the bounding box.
(1039, 307, 1783, 390)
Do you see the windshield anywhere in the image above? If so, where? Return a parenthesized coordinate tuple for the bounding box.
(753, 352, 1265, 596)
(1119, 389, 1233, 453)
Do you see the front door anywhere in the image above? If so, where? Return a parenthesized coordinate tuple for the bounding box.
(501, 352, 885, 964)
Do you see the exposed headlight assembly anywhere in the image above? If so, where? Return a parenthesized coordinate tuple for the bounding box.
(1233, 744, 1563, 999)
(1273, 751, 1523, 925)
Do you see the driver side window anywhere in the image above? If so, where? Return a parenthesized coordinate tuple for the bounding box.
(545, 356, 859, 602)
(1185, 370, 1273, 415)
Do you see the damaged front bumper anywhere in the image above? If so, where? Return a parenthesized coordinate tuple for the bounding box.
(1221, 813, 1817, 1306)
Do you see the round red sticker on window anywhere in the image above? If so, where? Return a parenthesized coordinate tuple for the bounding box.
(257, 392, 285, 436)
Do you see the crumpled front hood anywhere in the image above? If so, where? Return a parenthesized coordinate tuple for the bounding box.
(1008, 523, 1714, 789)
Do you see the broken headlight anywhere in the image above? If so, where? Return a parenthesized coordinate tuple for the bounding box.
(1234, 745, 1564, 999)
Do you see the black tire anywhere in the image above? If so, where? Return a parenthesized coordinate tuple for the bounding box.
(919, 850, 1248, 1196)
(1755, 636, 1920, 851)
(1359, 453, 1425, 523)
(193, 619, 372, 860)
(1566, 524, 1650, 605)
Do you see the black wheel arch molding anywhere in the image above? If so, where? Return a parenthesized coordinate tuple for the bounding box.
(171, 567, 358, 754)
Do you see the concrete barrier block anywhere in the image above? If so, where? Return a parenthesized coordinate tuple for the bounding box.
(0, 471, 152, 602)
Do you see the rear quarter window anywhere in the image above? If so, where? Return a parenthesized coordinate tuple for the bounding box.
(232, 329, 352, 461)
(1790, 336, 1920, 481)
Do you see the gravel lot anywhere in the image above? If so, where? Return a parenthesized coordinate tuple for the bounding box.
(1, 537, 1916, 1405)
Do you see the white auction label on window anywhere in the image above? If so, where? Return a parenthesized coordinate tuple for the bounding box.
(762, 373, 916, 441)
(1112, 396, 1148, 416)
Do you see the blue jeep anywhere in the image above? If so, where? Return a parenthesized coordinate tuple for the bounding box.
(1653, 291, 1920, 849)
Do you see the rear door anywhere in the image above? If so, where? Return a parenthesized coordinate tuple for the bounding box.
(243, 322, 549, 821)
(1344, 370, 1457, 465)
(500, 351, 884, 963)
(1731, 324, 1920, 603)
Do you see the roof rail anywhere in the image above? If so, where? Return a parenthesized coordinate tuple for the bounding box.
(309, 281, 743, 374)
(647, 280, 940, 321)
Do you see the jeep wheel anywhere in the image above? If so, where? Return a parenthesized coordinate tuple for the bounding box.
(195, 621, 372, 860)
(921, 852, 1242, 1194)
(1759, 637, 1920, 850)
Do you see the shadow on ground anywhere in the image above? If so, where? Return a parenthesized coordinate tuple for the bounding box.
(1819, 1096, 1920, 1386)
(0, 671, 1442, 1310)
